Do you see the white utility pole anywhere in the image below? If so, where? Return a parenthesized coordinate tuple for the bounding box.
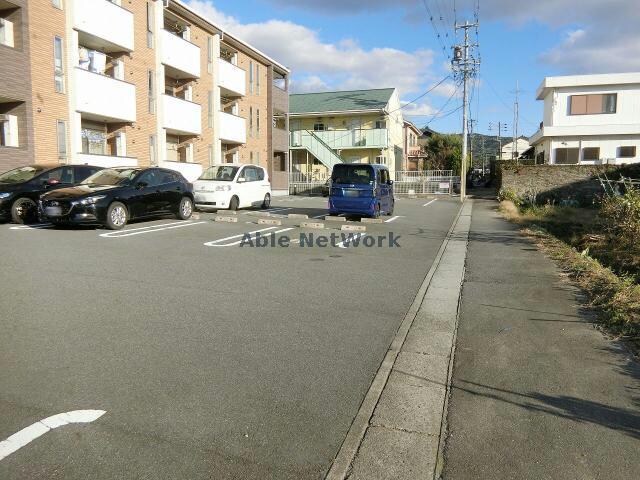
(453, 21, 479, 202)
(513, 80, 520, 161)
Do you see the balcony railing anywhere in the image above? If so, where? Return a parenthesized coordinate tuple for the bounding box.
(219, 111, 246, 144)
(291, 128, 388, 149)
(75, 68, 136, 122)
(74, 0, 134, 52)
(73, 153, 138, 168)
(162, 95, 202, 136)
(218, 59, 246, 97)
(161, 29, 200, 79)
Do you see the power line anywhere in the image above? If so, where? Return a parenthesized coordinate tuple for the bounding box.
(391, 75, 452, 114)
(421, 0, 451, 59)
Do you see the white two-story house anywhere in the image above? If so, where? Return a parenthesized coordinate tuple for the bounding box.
(530, 73, 640, 165)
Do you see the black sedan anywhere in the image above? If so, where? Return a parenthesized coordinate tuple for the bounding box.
(40, 167, 195, 230)
(0, 164, 102, 223)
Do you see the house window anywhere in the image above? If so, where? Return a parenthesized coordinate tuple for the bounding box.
(81, 121, 107, 155)
(256, 64, 260, 95)
(148, 70, 155, 114)
(249, 151, 254, 164)
(146, 2, 154, 49)
(256, 151, 260, 166)
(56, 120, 67, 159)
(249, 61, 254, 94)
(54, 36, 65, 93)
(256, 109, 260, 138)
(619, 146, 637, 158)
(376, 155, 386, 165)
(376, 120, 387, 129)
(0, 18, 14, 48)
(249, 107, 253, 137)
(570, 94, 617, 115)
(208, 91, 213, 128)
(582, 147, 600, 161)
(313, 123, 326, 131)
(555, 148, 579, 165)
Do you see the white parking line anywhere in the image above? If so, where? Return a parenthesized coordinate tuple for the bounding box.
(100, 221, 207, 238)
(0, 410, 105, 462)
(204, 227, 276, 247)
(337, 233, 367, 249)
(423, 199, 438, 207)
(9, 223, 53, 230)
(385, 215, 404, 223)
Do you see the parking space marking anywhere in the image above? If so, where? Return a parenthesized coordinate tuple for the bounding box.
(205, 227, 295, 248)
(0, 410, 106, 462)
(100, 221, 207, 238)
(385, 216, 404, 223)
(423, 199, 438, 207)
(337, 233, 367, 249)
(9, 223, 54, 230)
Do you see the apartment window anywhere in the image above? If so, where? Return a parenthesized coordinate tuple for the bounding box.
(256, 151, 260, 166)
(313, 123, 326, 131)
(0, 115, 18, 147)
(148, 70, 155, 114)
(249, 61, 254, 94)
(375, 120, 387, 129)
(256, 109, 260, 138)
(582, 147, 600, 162)
(570, 94, 617, 115)
(207, 37, 214, 74)
(208, 91, 214, 128)
(249, 151, 254, 164)
(149, 135, 157, 165)
(256, 64, 260, 95)
(0, 18, 14, 48)
(81, 121, 107, 155)
(56, 120, 67, 159)
(555, 147, 579, 165)
(54, 36, 65, 93)
(619, 146, 637, 158)
(376, 155, 387, 165)
(52, 0, 63, 9)
(249, 107, 253, 137)
(208, 145, 214, 165)
(146, 2, 154, 49)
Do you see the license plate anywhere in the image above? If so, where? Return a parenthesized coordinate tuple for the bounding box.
(45, 206, 62, 217)
(344, 190, 360, 197)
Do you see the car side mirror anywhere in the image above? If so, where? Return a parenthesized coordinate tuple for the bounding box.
(237, 178, 247, 183)
(136, 181, 148, 189)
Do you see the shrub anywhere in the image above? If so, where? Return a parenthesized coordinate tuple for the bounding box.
(497, 188, 521, 206)
(601, 188, 640, 242)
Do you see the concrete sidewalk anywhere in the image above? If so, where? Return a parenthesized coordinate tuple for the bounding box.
(443, 198, 640, 479)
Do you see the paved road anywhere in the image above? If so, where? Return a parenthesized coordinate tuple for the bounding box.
(443, 199, 640, 480)
(0, 196, 460, 479)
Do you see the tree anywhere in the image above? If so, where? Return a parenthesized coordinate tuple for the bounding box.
(423, 133, 463, 173)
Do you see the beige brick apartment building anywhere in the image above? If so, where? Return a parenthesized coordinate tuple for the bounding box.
(0, 0, 290, 190)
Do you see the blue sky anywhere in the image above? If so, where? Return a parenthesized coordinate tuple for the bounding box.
(186, 0, 639, 138)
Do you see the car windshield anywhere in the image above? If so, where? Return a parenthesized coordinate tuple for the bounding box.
(82, 168, 140, 186)
(332, 165, 375, 185)
(199, 166, 240, 182)
(0, 166, 45, 184)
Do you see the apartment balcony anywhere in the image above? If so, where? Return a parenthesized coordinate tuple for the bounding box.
(218, 58, 246, 97)
(162, 95, 202, 136)
(74, 0, 134, 52)
(73, 153, 138, 168)
(161, 29, 200, 79)
(75, 68, 136, 123)
(273, 127, 289, 152)
(291, 128, 389, 149)
(407, 147, 425, 157)
(272, 85, 289, 114)
(219, 111, 246, 144)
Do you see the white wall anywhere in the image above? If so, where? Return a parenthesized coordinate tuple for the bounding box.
(548, 135, 640, 164)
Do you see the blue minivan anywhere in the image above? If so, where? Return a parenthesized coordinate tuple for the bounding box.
(328, 163, 394, 218)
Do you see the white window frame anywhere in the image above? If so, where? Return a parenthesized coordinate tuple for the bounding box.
(54, 36, 65, 93)
(0, 18, 14, 48)
(56, 120, 66, 158)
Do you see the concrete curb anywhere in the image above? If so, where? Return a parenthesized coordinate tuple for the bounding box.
(258, 218, 283, 226)
(325, 199, 472, 480)
(214, 216, 239, 223)
(342, 225, 367, 233)
(300, 222, 325, 230)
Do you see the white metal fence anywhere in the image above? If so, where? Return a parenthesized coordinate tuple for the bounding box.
(287, 170, 460, 196)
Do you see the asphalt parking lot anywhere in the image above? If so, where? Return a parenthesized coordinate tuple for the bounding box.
(0, 195, 462, 479)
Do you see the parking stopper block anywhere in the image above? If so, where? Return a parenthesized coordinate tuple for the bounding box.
(258, 218, 283, 226)
(361, 218, 384, 224)
(288, 213, 309, 220)
(301, 222, 325, 229)
(215, 216, 239, 223)
(324, 216, 347, 222)
(342, 224, 367, 232)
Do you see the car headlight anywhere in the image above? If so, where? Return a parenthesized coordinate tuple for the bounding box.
(0, 192, 11, 200)
(73, 195, 107, 206)
(215, 185, 231, 192)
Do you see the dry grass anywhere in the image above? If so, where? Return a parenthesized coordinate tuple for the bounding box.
(499, 200, 640, 348)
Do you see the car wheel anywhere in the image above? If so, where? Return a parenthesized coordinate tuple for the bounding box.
(11, 198, 37, 224)
(177, 196, 194, 220)
(261, 193, 271, 209)
(385, 201, 395, 216)
(229, 196, 239, 211)
(106, 202, 128, 230)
